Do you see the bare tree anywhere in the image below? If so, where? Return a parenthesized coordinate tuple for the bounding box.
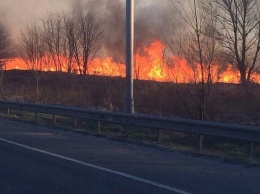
(204, 0, 260, 84)
(75, 8, 104, 75)
(20, 22, 45, 101)
(0, 23, 13, 68)
(42, 13, 65, 72)
(168, 0, 221, 120)
(134, 53, 141, 80)
(45, 10, 91, 75)
(0, 22, 13, 98)
(62, 14, 79, 73)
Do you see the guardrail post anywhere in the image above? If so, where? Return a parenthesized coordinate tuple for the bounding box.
(157, 129, 162, 144)
(35, 112, 38, 123)
(124, 125, 128, 139)
(74, 118, 77, 128)
(198, 135, 204, 153)
(6, 108, 10, 116)
(247, 142, 254, 161)
(97, 121, 101, 134)
(20, 110, 23, 119)
(258, 112, 260, 126)
(53, 114, 56, 125)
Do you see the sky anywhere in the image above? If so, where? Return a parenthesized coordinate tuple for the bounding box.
(0, 0, 71, 38)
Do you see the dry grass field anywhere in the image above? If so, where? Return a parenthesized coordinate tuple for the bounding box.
(1, 70, 260, 161)
(2, 70, 260, 126)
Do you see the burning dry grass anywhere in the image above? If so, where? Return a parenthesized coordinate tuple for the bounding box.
(6, 40, 260, 84)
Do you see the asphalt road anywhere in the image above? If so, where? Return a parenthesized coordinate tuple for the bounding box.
(0, 117, 259, 194)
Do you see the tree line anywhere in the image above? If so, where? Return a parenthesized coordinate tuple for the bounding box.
(0, 22, 13, 97)
(0, 0, 259, 83)
(164, 0, 260, 120)
(0, 0, 260, 120)
(19, 7, 104, 75)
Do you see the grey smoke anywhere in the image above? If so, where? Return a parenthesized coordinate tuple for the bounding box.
(74, 0, 174, 59)
(1, 0, 175, 59)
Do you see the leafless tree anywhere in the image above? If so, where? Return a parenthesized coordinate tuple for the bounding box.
(62, 14, 74, 73)
(62, 13, 80, 73)
(168, 0, 221, 120)
(204, 0, 260, 84)
(20, 22, 45, 101)
(42, 13, 65, 72)
(134, 54, 141, 80)
(0, 22, 13, 97)
(75, 8, 104, 75)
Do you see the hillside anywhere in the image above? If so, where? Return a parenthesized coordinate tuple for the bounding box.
(2, 70, 260, 126)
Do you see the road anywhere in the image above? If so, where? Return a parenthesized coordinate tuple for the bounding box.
(0, 117, 259, 194)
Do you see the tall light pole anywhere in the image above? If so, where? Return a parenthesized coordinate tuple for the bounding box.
(125, 0, 134, 113)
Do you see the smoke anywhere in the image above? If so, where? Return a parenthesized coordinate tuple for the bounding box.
(1, 0, 175, 59)
(70, 0, 175, 59)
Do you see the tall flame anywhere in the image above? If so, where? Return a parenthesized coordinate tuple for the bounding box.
(5, 40, 260, 84)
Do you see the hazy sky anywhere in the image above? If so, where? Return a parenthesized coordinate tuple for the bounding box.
(0, 0, 71, 38)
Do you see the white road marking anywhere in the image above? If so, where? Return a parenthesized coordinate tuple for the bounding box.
(0, 137, 191, 194)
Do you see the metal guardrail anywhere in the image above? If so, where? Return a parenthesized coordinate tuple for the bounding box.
(0, 100, 259, 157)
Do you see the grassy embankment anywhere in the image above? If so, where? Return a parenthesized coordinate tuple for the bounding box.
(1, 70, 260, 161)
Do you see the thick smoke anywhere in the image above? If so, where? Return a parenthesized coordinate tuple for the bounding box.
(1, 0, 175, 59)
(70, 0, 175, 59)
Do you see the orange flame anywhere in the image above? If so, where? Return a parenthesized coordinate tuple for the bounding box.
(5, 40, 260, 84)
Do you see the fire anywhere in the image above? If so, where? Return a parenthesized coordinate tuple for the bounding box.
(4, 40, 260, 84)
(218, 65, 240, 83)
(5, 58, 27, 70)
(88, 57, 125, 77)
